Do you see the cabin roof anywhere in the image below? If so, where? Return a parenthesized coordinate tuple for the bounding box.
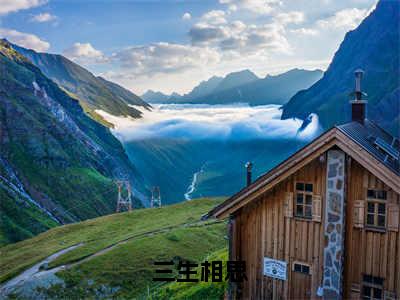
(337, 120, 399, 175)
(207, 120, 400, 219)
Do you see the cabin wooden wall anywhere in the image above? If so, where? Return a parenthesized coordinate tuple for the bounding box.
(344, 159, 400, 299)
(232, 156, 327, 299)
(231, 154, 400, 299)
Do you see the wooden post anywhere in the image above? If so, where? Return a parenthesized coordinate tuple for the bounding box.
(228, 215, 234, 300)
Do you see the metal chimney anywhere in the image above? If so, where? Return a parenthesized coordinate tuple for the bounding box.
(245, 162, 253, 187)
(350, 69, 367, 124)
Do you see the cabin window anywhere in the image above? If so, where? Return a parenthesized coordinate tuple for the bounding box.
(362, 275, 384, 300)
(293, 262, 311, 275)
(295, 182, 313, 219)
(366, 189, 387, 230)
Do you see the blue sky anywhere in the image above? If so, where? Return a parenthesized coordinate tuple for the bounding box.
(0, 0, 377, 94)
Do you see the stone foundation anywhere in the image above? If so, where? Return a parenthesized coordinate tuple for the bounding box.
(322, 150, 345, 299)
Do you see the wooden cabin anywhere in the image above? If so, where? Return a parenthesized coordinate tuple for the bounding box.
(207, 71, 400, 300)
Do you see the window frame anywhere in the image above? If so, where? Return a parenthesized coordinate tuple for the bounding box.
(365, 189, 387, 232)
(362, 275, 384, 300)
(292, 261, 312, 276)
(294, 181, 314, 220)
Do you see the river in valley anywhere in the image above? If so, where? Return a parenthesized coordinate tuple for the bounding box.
(97, 104, 321, 204)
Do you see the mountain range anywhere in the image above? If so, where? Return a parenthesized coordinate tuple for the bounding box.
(0, 1, 398, 297)
(0, 40, 149, 245)
(137, 0, 400, 206)
(142, 68, 323, 106)
(1, 0, 398, 248)
(282, 0, 400, 136)
(10, 42, 151, 127)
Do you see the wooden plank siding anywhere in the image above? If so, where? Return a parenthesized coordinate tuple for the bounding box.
(234, 157, 327, 299)
(343, 159, 400, 298)
(231, 154, 400, 299)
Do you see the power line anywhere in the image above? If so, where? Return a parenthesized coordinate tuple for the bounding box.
(151, 186, 161, 208)
(116, 180, 133, 212)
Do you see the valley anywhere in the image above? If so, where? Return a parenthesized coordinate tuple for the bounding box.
(98, 104, 321, 203)
(0, 0, 398, 298)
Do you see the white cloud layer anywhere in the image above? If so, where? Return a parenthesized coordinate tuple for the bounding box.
(91, 0, 377, 95)
(316, 8, 368, 30)
(113, 42, 220, 76)
(219, 0, 282, 15)
(96, 104, 320, 142)
(0, 28, 49, 51)
(275, 11, 304, 25)
(31, 12, 56, 22)
(201, 10, 227, 25)
(0, 0, 47, 15)
(189, 18, 291, 55)
(182, 12, 191, 20)
(63, 42, 108, 64)
(290, 28, 318, 36)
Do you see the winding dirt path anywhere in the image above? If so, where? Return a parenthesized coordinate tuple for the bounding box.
(0, 243, 83, 297)
(0, 220, 223, 298)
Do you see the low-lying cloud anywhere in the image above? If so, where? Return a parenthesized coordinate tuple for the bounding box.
(96, 104, 321, 143)
(0, 28, 50, 51)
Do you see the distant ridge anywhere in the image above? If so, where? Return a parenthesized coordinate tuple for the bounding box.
(144, 68, 323, 105)
(141, 90, 174, 103)
(211, 69, 259, 94)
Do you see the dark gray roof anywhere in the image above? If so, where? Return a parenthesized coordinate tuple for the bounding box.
(336, 120, 400, 175)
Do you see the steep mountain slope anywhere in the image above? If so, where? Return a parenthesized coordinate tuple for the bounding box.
(281, 0, 400, 136)
(0, 198, 226, 299)
(191, 68, 322, 105)
(9, 42, 150, 124)
(0, 40, 148, 245)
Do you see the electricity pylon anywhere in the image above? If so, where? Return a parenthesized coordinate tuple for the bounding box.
(116, 180, 132, 212)
(151, 186, 161, 208)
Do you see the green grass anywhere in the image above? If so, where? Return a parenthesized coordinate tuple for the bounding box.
(8, 143, 119, 222)
(40, 223, 227, 299)
(0, 198, 226, 285)
(153, 248, 228, 300)
(0, 189, 58, 246)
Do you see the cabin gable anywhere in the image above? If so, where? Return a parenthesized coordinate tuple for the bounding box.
(209, 127, 400, 220)
(228, 150, 400, 299)
(211, 72, 400, 299)
(231, 154, 328, 299)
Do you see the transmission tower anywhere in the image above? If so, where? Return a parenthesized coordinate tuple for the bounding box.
(151, 186, 162, 208)
(116, 180, 132, 212)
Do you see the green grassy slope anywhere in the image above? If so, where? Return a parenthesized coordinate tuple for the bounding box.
(154, 248, 228, 300)
(0, 189, 58, 245)
(0, 198, 227, 298)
